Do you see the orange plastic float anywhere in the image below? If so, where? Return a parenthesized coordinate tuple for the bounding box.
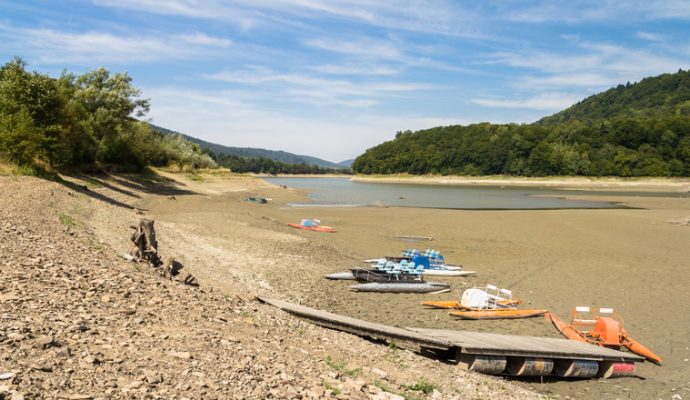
(545, 307, 662, 365)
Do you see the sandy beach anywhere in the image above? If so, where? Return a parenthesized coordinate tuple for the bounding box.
(351, 174, 690, 192)
(130, 171, 690, 399)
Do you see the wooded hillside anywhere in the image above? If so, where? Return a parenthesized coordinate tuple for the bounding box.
(353, 70, 690, 177)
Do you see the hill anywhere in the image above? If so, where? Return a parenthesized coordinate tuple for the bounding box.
(337, 159, 355, 168)
(353, 70, 690, 177)
(150, 125, 342, 168)
(539, 69, 690, 124)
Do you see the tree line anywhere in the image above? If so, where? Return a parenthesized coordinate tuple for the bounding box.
(211, 152, 351, 175)
(354, 70, 690, 177)
(0, 58, 215, 173)
(353, 117, 690, 177)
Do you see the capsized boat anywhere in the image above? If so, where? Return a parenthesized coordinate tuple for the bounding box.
(423, 285, 522, 310)
(364, 248, 463, 271)
(325, 259, 427, 282)
(245, 196, 268, 203)
(350, 281, 450, 294)
(545, 307, 662, 365)
(450, 309, 547, 320)
(288, 219, 336, 233)
(422, 285, 543, 320)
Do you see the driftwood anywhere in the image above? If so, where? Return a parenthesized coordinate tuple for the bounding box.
(128, 219, 198, 286)
(130, 218, 162, 267)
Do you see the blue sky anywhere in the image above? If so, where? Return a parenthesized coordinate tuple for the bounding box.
(1, 1, 689, 162)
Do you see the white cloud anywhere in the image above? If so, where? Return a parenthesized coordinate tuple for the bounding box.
(202, 67, 432, 108)
(636, 31, 664, 41)
(179, 32, 232, 47)
(502, 0, 690, 23)
(305, 37, 403, 60)
(144, 87, 469, 161)
(92, 0, 487, 37)
(0, 24, 231, 64)
(472, 93, 580, 111)
(311, 64, 399, 75)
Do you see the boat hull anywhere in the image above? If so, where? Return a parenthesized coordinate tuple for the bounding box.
(363, 257, 463, 271)
(350, 281, 450, 293)
(325, 271, 356, 280)
(450, 309, 548, 320)
(288, 223, 336, 233)
(422, 269, 476, 277)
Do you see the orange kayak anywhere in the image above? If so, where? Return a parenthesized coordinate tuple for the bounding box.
(421, 298, 521, 310)
(288, 223, 336, 233)
(450, 309, 547, 320)
(544, 312, 589, 342)
(621, 335, 663, 365)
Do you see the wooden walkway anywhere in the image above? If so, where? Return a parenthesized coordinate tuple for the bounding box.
(258, 296, 644, 378)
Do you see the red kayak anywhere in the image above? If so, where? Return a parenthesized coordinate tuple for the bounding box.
(288, 223, 336, 233)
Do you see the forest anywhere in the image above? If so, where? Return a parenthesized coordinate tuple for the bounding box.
(0, 58, 215, 173)
(211, 152, 349, 175)
(353, 70, 690, 177)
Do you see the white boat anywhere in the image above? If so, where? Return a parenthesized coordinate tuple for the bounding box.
(422, 269, 476, 277)
(362, 257, 463, 271)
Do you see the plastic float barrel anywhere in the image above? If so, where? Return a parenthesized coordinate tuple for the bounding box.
(597, 361, 636, 378)
(456, 353, 507, 375)
(554, 359, 599, 378)
(506, 357, 555, 376)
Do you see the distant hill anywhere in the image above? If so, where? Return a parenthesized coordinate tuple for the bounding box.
(353, 70, 690, 177)
(150, 125, 342, 168)
(539, 69, 690, 125)
(337, 159, 355, 168)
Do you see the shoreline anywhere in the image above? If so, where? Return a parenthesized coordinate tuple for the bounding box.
(351, 174, 690, 192)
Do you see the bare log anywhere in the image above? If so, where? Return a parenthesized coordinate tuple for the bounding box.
(130, 218, 162, 267)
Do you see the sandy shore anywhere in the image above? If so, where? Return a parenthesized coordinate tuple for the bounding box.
(352, 174, 690, 192)
(136, 171, 690, 399)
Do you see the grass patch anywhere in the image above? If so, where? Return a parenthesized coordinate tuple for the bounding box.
(372, 380, 422, 400)
(323, 382, 342, 396)
(186, 173, 205, 182)
(59, 213, 77, 227)
(403, 379, 436, 395)
(324, 356, 362, 378)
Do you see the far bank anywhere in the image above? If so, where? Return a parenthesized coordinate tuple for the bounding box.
(351, 174, 690, 192)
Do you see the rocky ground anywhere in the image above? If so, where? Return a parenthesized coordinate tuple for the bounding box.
(0, 175, 541, 400)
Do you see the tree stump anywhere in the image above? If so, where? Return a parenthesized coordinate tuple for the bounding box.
(130, 218, 162, 267)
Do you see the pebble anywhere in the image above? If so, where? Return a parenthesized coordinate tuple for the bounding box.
(0, 373, 14, 380)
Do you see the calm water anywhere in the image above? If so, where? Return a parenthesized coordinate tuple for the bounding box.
(263, 177, 688, 210)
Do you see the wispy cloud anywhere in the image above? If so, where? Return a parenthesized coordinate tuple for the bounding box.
(92, 0, 487, 37)
(179, 32, 232, 47)
(311, 63, 399, 76)
(144, 87, 469, 161)
(486, 36, 687, 94)
(501, 0, 690, 23)
(472, 93, 580, 111)
(203, 67, 432, 107)
(0, 23, 232, 64)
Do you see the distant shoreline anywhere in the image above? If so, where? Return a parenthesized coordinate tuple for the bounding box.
(351, 174, 690, 192)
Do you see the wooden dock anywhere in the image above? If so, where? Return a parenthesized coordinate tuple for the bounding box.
(258, 296, 644, 379)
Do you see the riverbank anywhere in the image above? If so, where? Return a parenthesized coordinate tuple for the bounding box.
(352, 174, 690, 192)
(0, 171, 542, 400)
(146, 171, 689, 399)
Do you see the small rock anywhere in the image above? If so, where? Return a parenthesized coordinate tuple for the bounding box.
(11, 391, 25, 400)
(0, 373, 14, 380)
(126, 381, 143, 390)
(672, 394, 682, 400)
(371, 368, 388, 380)
(35, 335, 55, 348)
(368, 392, 404, 400)
(168, 351, 192, 360)
(57, 347, 72, 358)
